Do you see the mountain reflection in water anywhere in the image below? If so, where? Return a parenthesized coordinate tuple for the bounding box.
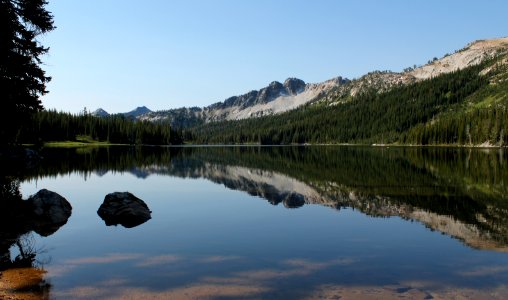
(21, 145, 508, 252)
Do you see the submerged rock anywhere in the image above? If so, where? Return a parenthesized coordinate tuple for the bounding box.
(27, 189, 72, 236)
(97, 192, 151, 228)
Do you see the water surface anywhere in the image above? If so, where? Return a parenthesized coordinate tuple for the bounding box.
(2, 146, 508, 299)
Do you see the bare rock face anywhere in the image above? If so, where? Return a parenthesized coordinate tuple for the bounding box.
(97, 192, 151, 228)
(283, 78, 306, 95)
(27, 189, 73, 236)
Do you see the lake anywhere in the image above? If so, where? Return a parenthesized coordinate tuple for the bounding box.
(2, 146, 508, 299)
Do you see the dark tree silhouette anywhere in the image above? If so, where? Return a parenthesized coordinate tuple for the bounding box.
(0, 0, 54, 145)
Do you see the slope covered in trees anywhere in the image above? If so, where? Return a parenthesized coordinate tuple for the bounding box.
(404, 61, 508, 145)
(187, 55, 508, 146)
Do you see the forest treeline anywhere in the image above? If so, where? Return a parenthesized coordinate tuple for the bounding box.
(186, 56, 508, 146)
(17, 110, 182, 145)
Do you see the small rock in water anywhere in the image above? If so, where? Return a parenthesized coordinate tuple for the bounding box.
(97, 192, 151, 228)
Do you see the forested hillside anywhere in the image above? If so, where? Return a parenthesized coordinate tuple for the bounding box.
(187, 55, 508, 146)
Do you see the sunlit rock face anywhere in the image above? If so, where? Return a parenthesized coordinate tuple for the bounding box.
(97, 192, 152, 228)
(138, 76, 350, 126)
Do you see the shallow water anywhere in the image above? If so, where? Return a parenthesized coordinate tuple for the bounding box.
(3, 146, 508, 299)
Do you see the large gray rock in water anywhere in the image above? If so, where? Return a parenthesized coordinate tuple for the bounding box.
(27, 189, 72, 236)
(97, 192, 151, 228)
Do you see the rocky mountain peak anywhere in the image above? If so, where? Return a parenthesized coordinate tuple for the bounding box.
(256, 78, 307, 103)
(91, 108, 109, 117)
(124, 106, 152, 118)
(283, 78, 306, 95)
(268, 81, 283, 88)
(257, 81, 285, 103)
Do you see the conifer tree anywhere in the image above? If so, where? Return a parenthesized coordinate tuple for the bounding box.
(0, 0, 54, 145)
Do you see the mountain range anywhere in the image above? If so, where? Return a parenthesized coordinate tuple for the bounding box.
(93, 37, 508, 130)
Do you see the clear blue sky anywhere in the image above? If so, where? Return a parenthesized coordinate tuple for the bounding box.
(41, 0, 508, 114)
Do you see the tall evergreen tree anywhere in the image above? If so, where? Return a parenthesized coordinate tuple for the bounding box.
(0, 0, 54, 145)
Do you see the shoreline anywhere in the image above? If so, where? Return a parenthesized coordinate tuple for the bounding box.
(0, 267, 50, 300)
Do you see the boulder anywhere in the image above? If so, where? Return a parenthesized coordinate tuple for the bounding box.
(97, 192, 151, 228)
(27, 189, 72, 236)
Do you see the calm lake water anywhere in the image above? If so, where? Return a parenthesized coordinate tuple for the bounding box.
(3, 146, 508, 299)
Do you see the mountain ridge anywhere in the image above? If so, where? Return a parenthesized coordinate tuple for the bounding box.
(97, 36, 508, 131)
(189, 44, 508, 145)
(319, 36, 508, 104)
(138, 76, 349, 126)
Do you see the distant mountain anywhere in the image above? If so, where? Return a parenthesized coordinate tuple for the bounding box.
(91, 108, 109, 117)
(139, 77, 349, 127)
(123, 106, 152, 118)
(91, 106, 152, 118)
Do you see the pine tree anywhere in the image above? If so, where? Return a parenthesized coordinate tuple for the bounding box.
(0, 0, 55, 145)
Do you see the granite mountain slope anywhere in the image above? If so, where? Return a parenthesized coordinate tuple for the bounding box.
(139, 77, 349, 127)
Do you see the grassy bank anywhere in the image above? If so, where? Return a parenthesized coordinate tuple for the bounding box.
(42, 135, 123, 147)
